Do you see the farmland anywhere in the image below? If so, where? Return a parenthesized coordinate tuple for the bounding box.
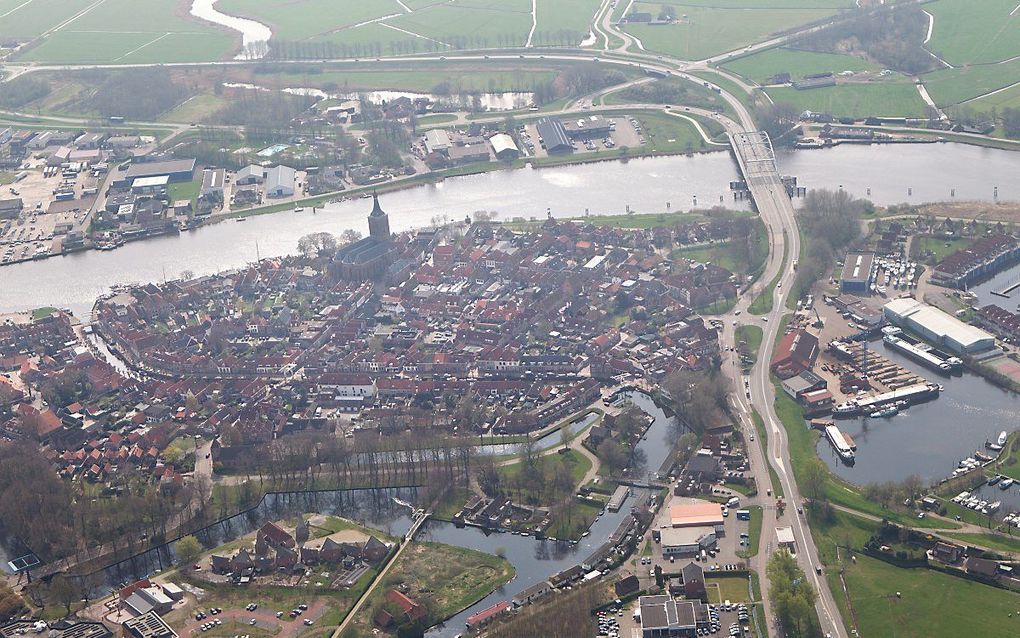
(14, 0, 236, 64)
(925, 0, 1020, 66)
(723, 47, 879, 84)
(619, 2, 840, 61)
(765, 81, 929, 118)
(921, 58, 1020, 108)
(218, 0, 403, 41)
(0, 0, 87, 41)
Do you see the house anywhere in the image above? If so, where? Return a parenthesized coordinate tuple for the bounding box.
(373, 590, 427, 628)
(614, 574, 641, 598)
(770, 329, 819, 379)
(489, 133, 519, 160)
(258, 521, 296, 548)
(200, 168, 226, 199)
(931, 542, 961, 564)
(966, 556, 1000, 580)
(638, 595, 709, 637)
(681, 562, 706, 601)
(235, 165, 265, 185)
(265, 165, 296, 198)
(512, 581, 552, 607)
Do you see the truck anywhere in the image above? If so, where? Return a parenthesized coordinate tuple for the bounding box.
(726, 496, 740, 508)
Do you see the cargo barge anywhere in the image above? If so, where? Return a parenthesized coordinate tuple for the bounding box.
(881, 327, 962, 374)
(832, 382, 941, 418)
(825, 424, 856, 463)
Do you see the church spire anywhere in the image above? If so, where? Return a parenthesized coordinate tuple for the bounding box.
(367, 191, 390, 241)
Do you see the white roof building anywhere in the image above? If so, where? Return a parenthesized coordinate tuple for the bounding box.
(424, 129, 452, 153)
(883, 297, 994, 354)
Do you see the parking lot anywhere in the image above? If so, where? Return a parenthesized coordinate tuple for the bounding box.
(523, 116, 639, 159)
(174, 598, 328, 638)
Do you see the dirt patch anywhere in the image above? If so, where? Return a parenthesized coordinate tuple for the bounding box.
(919, 201, 1020, 223)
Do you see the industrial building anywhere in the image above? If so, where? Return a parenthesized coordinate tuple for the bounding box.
(489, 133, 520, 160)
(659, 526, 717, 556)
(264, 165, 296, 198)
(638, 595, 710, 638)
(423, 129, 452, 154)
(840, 251, 875, 293)
(116, 158, 196, 186)
(535, 117, 573, 154)
(562, 114, 612, 139)
(770, 329, 819, 378)
(883, 298, 995, 354)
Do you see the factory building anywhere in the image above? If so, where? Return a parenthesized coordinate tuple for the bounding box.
(840, 251, 875, 294)
(883, 298, 995, 354)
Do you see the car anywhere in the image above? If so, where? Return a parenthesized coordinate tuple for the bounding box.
(298, 604, 308, 611)
(303, 620, 314, 626)
(249, 620, 257, 626)
(762, 316, 768, 322)
(276, 612, 283, 618)
(193, 563, 202, 570)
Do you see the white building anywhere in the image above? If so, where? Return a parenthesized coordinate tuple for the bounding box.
(265, 165, 296, 198)
(883, 298, 994, 354)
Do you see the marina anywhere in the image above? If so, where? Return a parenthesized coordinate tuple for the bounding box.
(832, 382, 941, 417)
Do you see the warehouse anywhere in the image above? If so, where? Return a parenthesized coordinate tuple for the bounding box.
(562, 114, 612, 139)
(659, 526, 717, 556)
(883, 298, 995, 354)
(535, 117, 573, 154)
(489, 133, 519, 160)
(117, 158, 196, 186)
(840, 251, 874, 293)
(265, 165, 296, 198)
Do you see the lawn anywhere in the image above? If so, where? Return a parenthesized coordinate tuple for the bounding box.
(921, 57, 1020, 108)
(748, 270, 780, 314)
(752, 410, 784, 499)
(341, 540, 514, 636)
(498, 449, 592, 502)
(161, 95, 229, 124)
(943, 531, 1020, 554)
(839, 554, 1020, 638)
(926, 0, 1020, 66)
(30, 306, 58, 320)
(736, 324, 763, 363)
(724, 47, 879, 84)
(671, 238, 755, 274)
(0, 173, 13, 186)
(736, 505, 763, 559)
(910, 234, 974, 264)
(15, 0, 236, 64)
(765, 81, 929, 118)
(633, 110, 714, 153)
(968, 81, 1020, 112)
(535, 0, 601, 44)
(705, 575, 753, 604)
(620, 3, 839, 61)
(168, 179, 202, 207)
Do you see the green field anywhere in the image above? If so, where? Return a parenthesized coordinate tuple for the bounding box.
(839, 554, 1020, 638)
(724, 47, 880, 84)
(922, 57, 1020, 108)
(736, 324, 763, 362)
(535, 0, 601, 41)
(765, 81, 929, 118)
(620, 3, 838, 61)
(943, 532, 1020, 554)
(910, 235, 974, 264)
(386, 0, 533, 48)
(15, 0, 236, 63)
(0, 0, 88, 41)
(160, 95, 229, 123)
(736, 505, 763, 558)
(288, 65, 560, 93)
(926, 0, 1020, 66)
(968, 81, 1020, 112)
(219, 0, 402, 41)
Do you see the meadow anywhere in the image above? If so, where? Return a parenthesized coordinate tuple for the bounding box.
(765, 81, 928, 118)
(723, 47, 879, 84)
(925, 0, 1020, 66)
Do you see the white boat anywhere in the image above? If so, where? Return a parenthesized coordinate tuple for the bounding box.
(989, 501, 1001, 512)
(825, 425, 855, 463)
(1000, 478, 1015, 490)
(997, 431, 1008, 447)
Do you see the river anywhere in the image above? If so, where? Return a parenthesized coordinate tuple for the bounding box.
(7, 142, 1020, 319)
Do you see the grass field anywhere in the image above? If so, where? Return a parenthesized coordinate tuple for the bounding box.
(943, 531, 1020, 554)
(765, 81, 929, 118)
(723, 47, 880, 84)
(16, 0, 236, 64)
(839, 554, 1020, 638)
(168, 179, 202, 207)
(910, 234, 974, 264)
(633, 110, 714, 153)
(926, 0, 1020, 66)
(968, 81, 1020, 112)
(736, 505, 763, 559)
(219, 0, 402, 41)
(161, 95, 230, 123)
(670, 218, 766, 274)
(706, 575, 753, 604)
(534, 0, 601, 42)
(620, 3, 838, 61)
(386, 0, 533, 49)
(289, 66, 560, 93)
(736, 324, 763, 362)
(0, 0, 88, 41)
(342, 540, 514, 636)
(922, 58, 1020, 108)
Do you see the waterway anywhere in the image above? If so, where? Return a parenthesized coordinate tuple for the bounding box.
(190, 0, 272, 60)
(817, 342, 1020, 486)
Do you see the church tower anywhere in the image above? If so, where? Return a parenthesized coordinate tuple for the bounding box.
(367, 192, 390, 241)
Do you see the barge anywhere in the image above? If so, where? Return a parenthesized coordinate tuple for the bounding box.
(832, 382, 940, 417)
(881, 327, 962, 374)
(825, 425, 856, 463)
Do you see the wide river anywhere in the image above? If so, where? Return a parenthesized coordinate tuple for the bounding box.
(5, 142, 1020, 319)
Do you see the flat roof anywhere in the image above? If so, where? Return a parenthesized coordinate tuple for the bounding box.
(776, 526, 795, 544)
(659, 525, 715, 547)
(842, 251, 874, 284)
(133, 175, 169, 188)
(885, 298, 993, 347)
(123, 612, 177, 638)
(125, 158, 195, 179)
(669, 498, 724, 528)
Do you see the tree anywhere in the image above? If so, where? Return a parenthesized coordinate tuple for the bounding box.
(755, 102, 800, 145)
(48, 575, 80, 615)
(802, 457, 828, 501)
(597, 440, 629, 475)
(297, 232, 338, 259)
(176, 535, 203, 565)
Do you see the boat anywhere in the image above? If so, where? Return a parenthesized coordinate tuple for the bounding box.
(871, 406, 898, 418)
(825, 425, 855, 463)
(998, 431, 1008, 447)
(988, 475, 1002, 486)
(1000, 478, 1015, 490)
(236, 217, 248, 222)
(294, 207, 305, 212)
(989, 501, 1001, 512)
